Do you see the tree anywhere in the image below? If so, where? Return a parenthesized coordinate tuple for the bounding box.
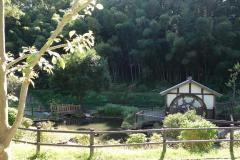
(0, 0, 103, 159)
(49, 49, 110, 97)
(226, 63, 240, 103)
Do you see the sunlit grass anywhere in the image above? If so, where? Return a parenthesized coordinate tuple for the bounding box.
(12, 143, 240, 160)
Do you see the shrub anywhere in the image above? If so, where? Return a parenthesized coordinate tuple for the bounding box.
(22, 117, 33, 128)
(126, 133, 146, 148)
(8, 107, 33, 128)
(8, 107, 17, 125)
(98, 104, 125, 117)
(221, 132, 240, 148)
(163, 110, 202, 139)
(163, 113, 187, 139)
(71, 134, 90, 145)
(150, 133, 162, 143)
(180, 119, 217, 152)
(14, 129, 25, 140)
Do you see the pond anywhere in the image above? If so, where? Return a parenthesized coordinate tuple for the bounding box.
(57, 117, 123, 131)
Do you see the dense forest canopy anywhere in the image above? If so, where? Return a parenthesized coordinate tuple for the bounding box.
(5, 0, 240, 93)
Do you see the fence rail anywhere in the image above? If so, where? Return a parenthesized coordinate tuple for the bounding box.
(13, 126, 240, 159)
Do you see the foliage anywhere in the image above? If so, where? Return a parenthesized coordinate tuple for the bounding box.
(49, 49, 111, 97)
(21, 117, 33, 128)
(101, 90, 164, 107)
(8, 107, 18, 126)
(82, 90, 108, 105)
(163, 110, 203, 139)
(30, 90, 80, 107)
(8, 107, 33, 128)
(180, 120, 217, 153)
(70, 134, 90, 145)
(6, 0, 240, 91)
(98, 103, 138, 118)
(29, 152, 53, 160)
(126, 133, 146, 148)
(150, 133, 162, 143)
(13, 129, 26, 140)
(98, 104, 138, 129)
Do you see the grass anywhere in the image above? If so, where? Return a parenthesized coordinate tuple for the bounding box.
(12, 143, 240, 160)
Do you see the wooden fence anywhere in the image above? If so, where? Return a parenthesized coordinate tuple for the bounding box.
(50, 104, 82, 114)
(13, 126, 240, 159)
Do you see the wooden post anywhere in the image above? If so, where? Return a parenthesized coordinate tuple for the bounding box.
(230, 124, 235, 160)
(135, 113, 138, 129)
(31, 105, 34, 117)
(89, 129, 95, 158)
(36, 126, 41, 154)
(160, 127, 167, 160)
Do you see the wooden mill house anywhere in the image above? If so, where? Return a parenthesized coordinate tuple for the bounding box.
(160, 77, 222, 119)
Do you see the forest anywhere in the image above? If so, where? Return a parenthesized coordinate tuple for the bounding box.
(5, 0, 240, 96)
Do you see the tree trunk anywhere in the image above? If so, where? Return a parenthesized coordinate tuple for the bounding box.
(0, 145, 11, 160)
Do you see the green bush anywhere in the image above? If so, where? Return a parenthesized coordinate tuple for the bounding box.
(71, 134, 90, 145)
(8, 107, 17, 126)
(163, 113, 187, 139)
(98, 104, 125, 117)
(22, 117, 33, 128)
(180, 119, 217, 152)
(14, 129, 25, 140)
(126, 133, 146, 148)
(163, 110, 201, 139)
(150, 133, 162, 143)
(8, 107, 33, 128)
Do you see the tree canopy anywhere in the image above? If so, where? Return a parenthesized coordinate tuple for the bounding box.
(6, 0, 240, 92)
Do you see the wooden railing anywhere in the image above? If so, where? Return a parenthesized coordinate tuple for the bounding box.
(50, 104, 82, 114)
(13, 126, 240, 159)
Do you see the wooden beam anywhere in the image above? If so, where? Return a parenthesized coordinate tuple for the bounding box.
(167, 92, 214, 96)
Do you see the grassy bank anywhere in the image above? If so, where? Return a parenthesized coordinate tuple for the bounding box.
(12, 143, 240, 160)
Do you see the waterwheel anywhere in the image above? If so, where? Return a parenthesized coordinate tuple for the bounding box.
(169, 94, 206, 117)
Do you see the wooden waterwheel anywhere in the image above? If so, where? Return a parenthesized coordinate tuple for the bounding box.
(169, 94, 206, 116)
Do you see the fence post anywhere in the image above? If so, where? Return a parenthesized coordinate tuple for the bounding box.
(230, 124, 235, 160)
(89, 128, 95, 158)
(160, 127, 167, 160)
(36, 126, 41, 154)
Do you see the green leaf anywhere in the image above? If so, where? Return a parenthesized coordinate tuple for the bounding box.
(48, 50, 60, 57)
(96, 4, 104, 10)
(58, 57, 65, 69)
(51, 56, 57, 64)
(69, 30, 76, 38)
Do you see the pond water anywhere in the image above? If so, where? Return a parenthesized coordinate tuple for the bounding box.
(57, 118, 123, 131)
